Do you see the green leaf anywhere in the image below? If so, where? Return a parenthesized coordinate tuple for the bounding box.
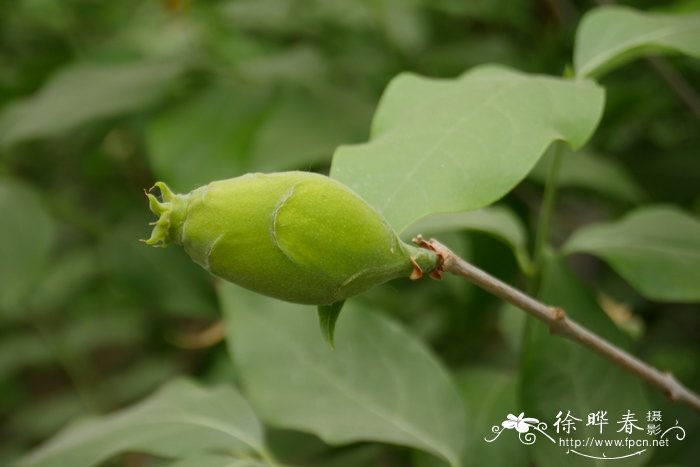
(0, 61, 183, 146)
(18, 379, 270, 467)
(403, 205, 532, 274)
(330, 65, 604, 233)
(0, 180, 55, 317)
(521, 256, 651, 467)
(563, 206, 700, 302)
(317, 301, 345, 350)
(574, 6, 700, 78)
(455, 369, 528, 467)
(529, 149, 645, 203)
(415, 368, 528, 467)
(220, 283, 466, 467)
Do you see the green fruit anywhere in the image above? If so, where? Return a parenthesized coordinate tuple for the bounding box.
(144, 172, 438, 344)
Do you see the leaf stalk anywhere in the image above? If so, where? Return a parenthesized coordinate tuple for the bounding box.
(531, 141, 564, 289)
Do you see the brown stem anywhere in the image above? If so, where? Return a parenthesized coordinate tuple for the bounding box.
(415, 236, 700, 413)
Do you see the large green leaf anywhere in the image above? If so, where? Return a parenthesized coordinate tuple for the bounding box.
(220, 283, 466, 467)
(415, 368, 528, 467)
(18, 379, 271, 467)
(574, 6, 700, 78)
(0, 61, 183, 146)
(0, 180, 55, 317)
(521, 256, 651, 467)
(330, 65, 604, 233)
(563, 206, 700, 302)
(402, 205, 532, 274)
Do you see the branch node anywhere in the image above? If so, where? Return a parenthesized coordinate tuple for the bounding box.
(413, 235, 446, 280)
(409, 256, 423, 280)
(663, 372, 681, 401)
(553, 307, 566, 321)
(429, 268, 444, 280)
(412, 234, 433, 250)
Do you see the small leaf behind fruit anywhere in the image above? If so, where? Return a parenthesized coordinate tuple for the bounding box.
(318, 301, 345, 349)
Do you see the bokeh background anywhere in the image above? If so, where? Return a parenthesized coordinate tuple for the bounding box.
(1, 0, 699, 465)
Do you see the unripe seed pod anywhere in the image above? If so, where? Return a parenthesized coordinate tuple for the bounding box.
(144, 172, 438, 312)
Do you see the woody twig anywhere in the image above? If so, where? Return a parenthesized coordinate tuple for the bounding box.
(414, 235, 700, 413)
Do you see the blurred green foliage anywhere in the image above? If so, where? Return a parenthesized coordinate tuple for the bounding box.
(1, 0, 699, 466)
